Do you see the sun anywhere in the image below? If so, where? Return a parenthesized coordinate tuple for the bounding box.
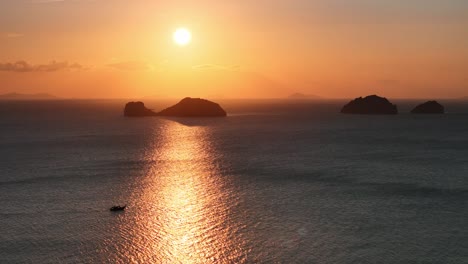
(173, 28, 192, 46)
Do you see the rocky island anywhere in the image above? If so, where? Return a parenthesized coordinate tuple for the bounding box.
(124, 102, 157, 117)
(124, 97, 227, 117)
(411, 101, 445, 114)
(158, 97, 227, 117)
(341, 95, 398, 115)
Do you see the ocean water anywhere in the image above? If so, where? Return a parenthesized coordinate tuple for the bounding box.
(0, 99, 467, 264)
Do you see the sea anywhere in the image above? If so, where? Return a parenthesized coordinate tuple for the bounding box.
(0, 99, 467, 264)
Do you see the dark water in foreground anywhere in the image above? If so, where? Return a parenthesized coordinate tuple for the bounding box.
(0, 99, 467, 263)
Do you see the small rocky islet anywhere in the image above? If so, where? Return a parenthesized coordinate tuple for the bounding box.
(123, 102, 157, 117)
(411, 101, 445, 114)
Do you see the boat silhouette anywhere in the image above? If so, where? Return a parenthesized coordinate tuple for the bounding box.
(109, 205, 126, 212)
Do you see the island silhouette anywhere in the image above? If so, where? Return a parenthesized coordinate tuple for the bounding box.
(124, 97, 227, 117)
(411, 101, 445, 114)
(124, 102, 157, 117)
(341, 95, 398, 115)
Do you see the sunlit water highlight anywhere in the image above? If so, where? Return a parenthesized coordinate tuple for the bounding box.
(106, 121, 245, 263)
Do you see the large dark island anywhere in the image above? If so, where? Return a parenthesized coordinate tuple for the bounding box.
(158, 97, 227, 117)
(124, 97, 227, 117)
(411, 101, 445, 114)
(341, 95, 398, 115)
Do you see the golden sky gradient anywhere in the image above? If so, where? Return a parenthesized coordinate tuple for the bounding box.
(1, 0, 467, 98)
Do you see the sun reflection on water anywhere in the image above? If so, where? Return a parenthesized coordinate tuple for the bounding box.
(114, 120, 245, 263)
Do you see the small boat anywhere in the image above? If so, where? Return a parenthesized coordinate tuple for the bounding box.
(110, 205, 126, 212)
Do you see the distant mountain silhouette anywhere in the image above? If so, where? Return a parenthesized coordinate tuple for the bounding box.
(0, 92, 58, 100)
(124, 98, 227, 117)
(411, 101, 445, 114)
(341, 95, 398, 115)
(288, 93, 322, 99)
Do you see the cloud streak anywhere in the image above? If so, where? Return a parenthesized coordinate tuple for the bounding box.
(107, 61, 154, 71)
(31, 0, 66, 3)
(377, 79, 401, 86)
(2, 32, 24, 39)
(192, 64, 240, 72)
(0, 61, 85, 72)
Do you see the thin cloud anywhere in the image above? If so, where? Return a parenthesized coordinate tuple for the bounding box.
(31, 0, 100, 3)
(192, 64, 240, 71)
(377, 79, 401, 86)
(0, 61, 86, 72)
(107, 61, 154, 71)
(31, 0, 66, 3)
(2, 32, 24, 39)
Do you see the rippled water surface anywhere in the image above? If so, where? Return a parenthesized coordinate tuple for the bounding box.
(1, 100, 467, 263)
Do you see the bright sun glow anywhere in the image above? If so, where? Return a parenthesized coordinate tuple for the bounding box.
(173, 28, 192, 46)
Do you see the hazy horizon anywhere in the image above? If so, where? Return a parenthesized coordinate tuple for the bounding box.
(5, 90, 468, 101)
(1, 91, 468, 101)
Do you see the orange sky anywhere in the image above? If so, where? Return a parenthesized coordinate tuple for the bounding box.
(1, 0, 467, 99)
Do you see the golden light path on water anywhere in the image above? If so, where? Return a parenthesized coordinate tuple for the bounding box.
(109, 120, 247, 263)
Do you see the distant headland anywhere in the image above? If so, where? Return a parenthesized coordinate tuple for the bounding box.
(341, 95, 398, 115)
(287, 93, 322, 100)
(124, 97, 227, 117)
(0, 92, 58, 100)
